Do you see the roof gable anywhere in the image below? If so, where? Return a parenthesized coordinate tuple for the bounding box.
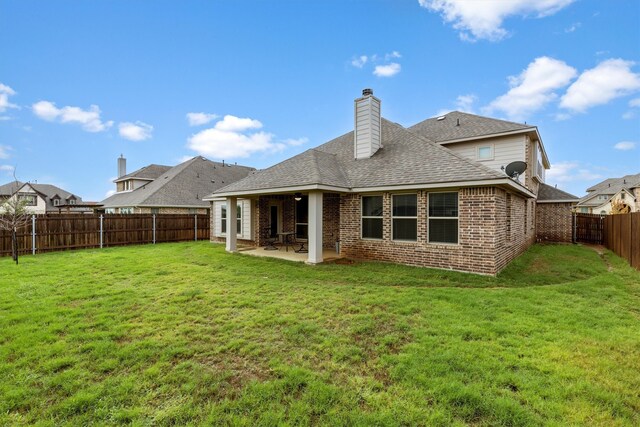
(115, 164, 172, 182)
(409, 111, 534, 143)
(537, 183, 578, 201)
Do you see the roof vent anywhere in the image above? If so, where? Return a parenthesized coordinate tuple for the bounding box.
(362, 88, 373, 96)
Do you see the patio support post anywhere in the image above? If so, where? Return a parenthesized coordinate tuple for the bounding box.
(225, 197, 238, 252)
(307, 191, 323, 264)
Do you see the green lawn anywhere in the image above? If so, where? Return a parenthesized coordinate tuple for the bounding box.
(1, 243, 639, 426)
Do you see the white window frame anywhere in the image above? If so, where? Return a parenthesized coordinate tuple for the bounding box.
(220, 203, 242, 236)
(53, 199, 60, 206)
(18, 194, 37, 206)
(361, 194, 384, 240)
(476, 144, 494, 161)
(391, 193, 418, 242)
(427, 191, 459, 245)
(120, 207, 133, 214)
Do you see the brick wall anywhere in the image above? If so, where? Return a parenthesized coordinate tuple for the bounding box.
(339, 187, 534, 275)
(535, 202, 575, 242)
(495, 189, 536, 272)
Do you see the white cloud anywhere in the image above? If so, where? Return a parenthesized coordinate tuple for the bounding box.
(186, 112, 219, 126)
(0, 83, 18, 113)
(118, 121, 153, 141)
(214, 115, 262, 132)
(282, 137, 309, 146)
(104, 189, 116, 198)
(485, 56, 577, 120)
(188, 114, 295, 159)
(0, 165, 15, 174)
(418, 0, 574, 41)
(614, 141, 636, 151)
(564, 22, 581, 33)
(351, 55, 368, 68)
(546, 161, 602, 183)
(560, 59, 640, 112)
(374, 63, 401, 77)
(385, 51, 402, 60)
(0, 145, 11, 159)
(188, 129, 277, 159)
(455, 94, 477, 113)
(623, 97, 640, 119)
(32, 101, 114, 132)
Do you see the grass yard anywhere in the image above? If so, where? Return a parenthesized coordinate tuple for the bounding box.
(1, 243, 639, 426)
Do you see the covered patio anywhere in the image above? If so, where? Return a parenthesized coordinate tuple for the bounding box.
(222, 190, 342, 264)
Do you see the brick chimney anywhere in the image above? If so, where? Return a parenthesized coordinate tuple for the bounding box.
(354, 88, 382, 159)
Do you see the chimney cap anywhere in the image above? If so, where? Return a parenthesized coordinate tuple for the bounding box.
(362, 88, 373, 96)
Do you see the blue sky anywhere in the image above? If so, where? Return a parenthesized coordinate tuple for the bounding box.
(1, 0, 639, 200)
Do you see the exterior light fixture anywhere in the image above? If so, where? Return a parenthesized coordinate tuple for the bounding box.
(294, 192, 302, 201)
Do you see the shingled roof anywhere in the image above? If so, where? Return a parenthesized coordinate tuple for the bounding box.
(211, 118, 525, 197)
(537, 183, 578, 202)
(0, 181, 24, 196)
(409, 111, 534, 143)
(102, 157, 254, 208)
(115, 164, 172, 182)
(579, 173, 640, 206)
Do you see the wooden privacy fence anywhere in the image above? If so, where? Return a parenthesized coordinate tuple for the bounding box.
(573, 213, 604, 244)
(603, 212, 640, 271)
(0, 214, 210, 257)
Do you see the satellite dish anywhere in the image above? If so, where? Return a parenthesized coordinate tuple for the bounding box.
(504, 161, 527, 179)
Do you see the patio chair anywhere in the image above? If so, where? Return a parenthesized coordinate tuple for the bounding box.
(294, 236, 308, 253)
(263, 227, 279, 251)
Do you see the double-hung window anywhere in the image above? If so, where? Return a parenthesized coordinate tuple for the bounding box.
(221, 204, 241, 235)
(428, 192, 458, 244)
(221, 205, 227, 234)
(362, 195, 383, 239)
(392, 194, 417, 241)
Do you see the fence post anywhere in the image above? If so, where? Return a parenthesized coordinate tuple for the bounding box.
(99, 215, 103, 248)
(195, 214, 198, 241)
(31, 215, 36, 255)
(153, 214, 156, 244)
(572, 211, 576, 243)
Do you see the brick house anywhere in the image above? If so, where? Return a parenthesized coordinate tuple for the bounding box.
(575, 173, 640, 214)
(101, 155, 254, 214)
(205, 89, 556, 275)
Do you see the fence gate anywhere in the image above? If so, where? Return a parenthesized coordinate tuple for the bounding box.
(573, 213, 604, 244)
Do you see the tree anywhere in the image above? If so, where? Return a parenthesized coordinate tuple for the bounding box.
(610, 199, 631, 214)
(0, 176, 31, 264)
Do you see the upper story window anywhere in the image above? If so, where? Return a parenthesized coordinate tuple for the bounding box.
(18, 194, 37, 206)
(621, 193, 626, 200)
(123, 180, 133, 191)
(428, 192, 458, 244)
(362, 195, 383, 239)
(68, 199, 76, 205)
(477, 145, 493, 160)
(53, 199, 60, 206)
(392, 194, 417, 241)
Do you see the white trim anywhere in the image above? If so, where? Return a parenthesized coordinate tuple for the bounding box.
(536, 200, 578, 204)
(208, 178, 535, 199)
(114, 177, 154, 183)
(352, 179, 535, 198)
(205, 184, 349, 199)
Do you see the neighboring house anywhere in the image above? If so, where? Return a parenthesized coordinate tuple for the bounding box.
(101, 156, 255, 214)
(205, 89, 554, 275)
(0, 181, 90, 214)
(576, 173, 640, 214)
(536, 183, 579, 242)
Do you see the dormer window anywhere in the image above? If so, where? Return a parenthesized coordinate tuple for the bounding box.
(68, 199, 76, 205)
(124, 180, 133, 191)
(53, 199, 60, 206)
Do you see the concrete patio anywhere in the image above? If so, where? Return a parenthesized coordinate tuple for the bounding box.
(239, 246, 344, 263)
